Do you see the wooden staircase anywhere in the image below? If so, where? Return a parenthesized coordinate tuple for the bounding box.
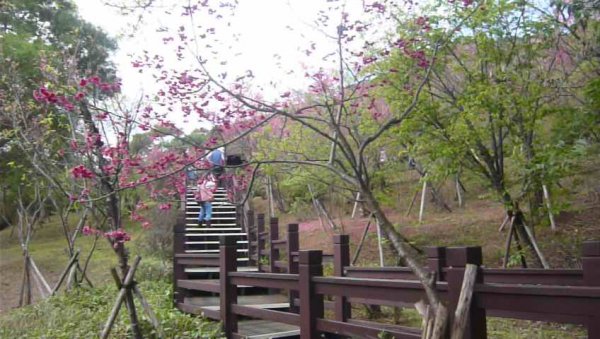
(183, 186, 252, 266)
(174, 184, 299, 338)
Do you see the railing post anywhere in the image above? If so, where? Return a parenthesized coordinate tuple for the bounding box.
(299, 250, 323, 339)
(246, 210, 258, 266)
(247, 210, 256, 265)
(426, 246, 446, 281)
(287, 224, 300, 313)
(333, 234, 351, 322)
(270, 217, 280, 273)
(446, 246, 486, 339)
(257, 213, 265, 272)
(173, 213, 187, 306)
(582, 241, 600, 339)
(220, 236, 238, 337)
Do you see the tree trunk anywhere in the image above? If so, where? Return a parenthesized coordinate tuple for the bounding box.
(359, 185, 444, 318)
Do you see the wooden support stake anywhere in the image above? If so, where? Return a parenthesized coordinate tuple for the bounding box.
(376, 218, 385, 267)
(133, 285, 165, 339)
(66, 262, 77, 290)
(406, 187, 420, 217)
(267, 176, 275, 218)
(430, 304, 448, 339)
(29, 259, 48, 299)
(316, 198, 336, 230)
(522, 222, 550, 269)
(450, 264, 478, 339)
(351, 216, 373, 266)
(419, 180, 427, 223)
(351, 192, 361, 219)
(52, 250, 80, 295)
(18, 258, 27, 307)
(542, 184, 557, 231)
(307, 185, 326, 232)
(502, 217, 515, 268)
(100, 256, 142, 339)
(498, 215, 509, 232)
(29, 257, 51, 296)
(456, 177, 463, 208)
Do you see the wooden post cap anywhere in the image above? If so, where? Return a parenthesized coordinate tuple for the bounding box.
(333, 234, 349, 244)
(446, 247, 482, 267)
(287, 223, 299, 232)
(299, 250, 322, 265)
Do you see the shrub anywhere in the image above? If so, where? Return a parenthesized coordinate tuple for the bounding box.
(136, 208, 178, 264)
(0, 280, 222, 338)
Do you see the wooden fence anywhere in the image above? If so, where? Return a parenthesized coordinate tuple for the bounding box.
(218, 233, 599, 338)
(173, 209, 600, 338)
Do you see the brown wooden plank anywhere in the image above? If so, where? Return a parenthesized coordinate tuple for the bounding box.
(232, 305, 299, 326)
(178, 279, 220, 293)
(317, 318, 421, 338)
(229, 273, 299, 290)
(237, 319, 299, 337)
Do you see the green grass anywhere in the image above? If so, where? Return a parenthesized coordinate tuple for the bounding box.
(0, 213, 222, 338)
(0, 277, 222, 338)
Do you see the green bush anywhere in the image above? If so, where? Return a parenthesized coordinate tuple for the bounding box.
(0, 279, 222, 338)
(135, 208, 178, 264)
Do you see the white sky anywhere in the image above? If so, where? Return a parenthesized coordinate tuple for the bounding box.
(74, 1, 365, 97)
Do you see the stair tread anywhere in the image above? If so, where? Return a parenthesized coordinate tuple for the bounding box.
(184, 266, 258, 273)
(186, 240, 248, 244)
(185, 233, 246, 236)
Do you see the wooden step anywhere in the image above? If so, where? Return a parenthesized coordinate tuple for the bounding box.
(186, 240, 248, 245)
(187, 201, 232, 206)
(185, 223, 238, 227)
(185, 249, 249, 253)
(184, 266, 258, 273)
(185, 233, 246, 237)
(185, 211, 236, 215)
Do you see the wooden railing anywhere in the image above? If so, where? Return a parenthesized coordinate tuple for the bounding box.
(218, 236, 600, 339)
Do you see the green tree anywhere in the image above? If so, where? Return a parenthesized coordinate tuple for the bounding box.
(377, 0, 599, 266)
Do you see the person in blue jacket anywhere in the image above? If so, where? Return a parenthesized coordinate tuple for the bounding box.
(207, 147, 225, 177)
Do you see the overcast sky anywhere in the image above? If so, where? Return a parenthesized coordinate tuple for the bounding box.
(74, 1, 367, 98)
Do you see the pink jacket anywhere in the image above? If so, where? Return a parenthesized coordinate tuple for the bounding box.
(197, 174, 217, 202)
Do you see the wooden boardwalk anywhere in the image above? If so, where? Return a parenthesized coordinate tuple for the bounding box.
(175, 182, 300, 338)
(174, 179, 600, 338)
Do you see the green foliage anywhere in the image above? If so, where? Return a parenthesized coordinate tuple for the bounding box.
(135, 208, 178, 264)
(374, 0, 599, 218)
(0, 278, 222, 338)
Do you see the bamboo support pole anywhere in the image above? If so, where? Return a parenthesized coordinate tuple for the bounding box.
(351, 192, 360, 219)
(351, 216, 373, 266)
(376, 218, 385, 267)
(522, 222, 550, 269)
(450, 264, 478, 339)
(455, 177, 463, 208)
(498, 215, 510, 232)
(100, 256, 142, 339)
(502, 217, 516, 268)
(307, 185, 326, 232)
(133, 285, 165, 338)
(52, 250, 80, 295)
(542, 184, 557, 231)
(406, 187, 419, 217)
(419, 180, 427, 223)
(29, 257, 51, 296)
(30, 260, 48, 299)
